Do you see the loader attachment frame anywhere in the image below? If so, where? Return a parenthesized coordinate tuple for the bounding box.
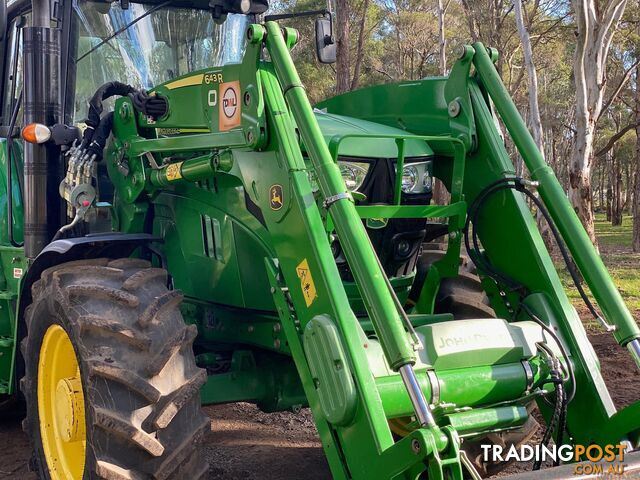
(236, 23, 640, 479)
(314, 41, 640, 475)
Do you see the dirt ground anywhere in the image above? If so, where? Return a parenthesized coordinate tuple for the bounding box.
(0, 331, 637, 480)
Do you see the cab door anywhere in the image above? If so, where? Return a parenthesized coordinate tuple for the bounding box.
(0, 10, 29, 246)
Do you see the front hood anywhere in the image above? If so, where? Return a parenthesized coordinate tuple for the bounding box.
(307, 110, 434, 159)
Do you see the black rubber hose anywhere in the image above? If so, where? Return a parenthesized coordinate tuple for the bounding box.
(518, 187, 604, 324)
(86, 112, 114, 160)
(128, 90, 168, 119)
(521, 302, 576, 404)
(82, 82, 137, 148)
(532, 350, 564, 471)
(464, 178, 604, 325)
(463, 177, 524, 290)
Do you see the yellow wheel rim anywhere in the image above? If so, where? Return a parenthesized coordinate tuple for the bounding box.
(38, 325, 86, 479)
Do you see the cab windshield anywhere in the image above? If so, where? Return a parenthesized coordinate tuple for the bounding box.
(72, 0, 249, 122)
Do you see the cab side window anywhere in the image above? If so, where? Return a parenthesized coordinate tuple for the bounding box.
(1, 15, 29, 128)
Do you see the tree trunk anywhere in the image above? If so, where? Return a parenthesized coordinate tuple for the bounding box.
(612, 155, 623, 226)
(633, 66, 640, 251)
(437, 0, 447, 76)
(570, 0, 628, 244)
(598, 162, 606, 210)
(514, 0, 552, 248)
(336, 0, 351, 94)
(460, 0, 479, 42)
(569, 116, 598, 242)
(431, 0, 450, 208)
(514, 0, 543, 149)
(350, 0, 370, 91)
(624, 162, 632, 215)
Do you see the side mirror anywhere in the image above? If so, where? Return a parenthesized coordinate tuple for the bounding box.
(315, 17, 336, 64)
(0, 0, 7, 42)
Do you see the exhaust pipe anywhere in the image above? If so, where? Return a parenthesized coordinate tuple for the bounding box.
(23, 0, 63, 258)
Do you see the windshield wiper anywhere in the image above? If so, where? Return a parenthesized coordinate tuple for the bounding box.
(75, 0, 172, 63)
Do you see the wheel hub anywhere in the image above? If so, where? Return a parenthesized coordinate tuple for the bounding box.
(54, 376, 85, 443)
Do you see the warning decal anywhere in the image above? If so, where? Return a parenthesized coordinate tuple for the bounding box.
(166, 162, 183, 181)
(219, 81, 241, 131)
(296, 259, 318, 307)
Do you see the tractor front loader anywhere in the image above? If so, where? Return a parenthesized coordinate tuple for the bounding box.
(0, 0, 639, 478)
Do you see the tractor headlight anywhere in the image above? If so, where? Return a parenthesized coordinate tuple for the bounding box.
(395, 161, 432, 194)
(339, 161, 370, 192)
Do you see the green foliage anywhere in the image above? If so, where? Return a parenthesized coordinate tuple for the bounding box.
(558, 214, 640, 315)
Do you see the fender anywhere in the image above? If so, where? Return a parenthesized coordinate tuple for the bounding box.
(18, 232, 159, 319)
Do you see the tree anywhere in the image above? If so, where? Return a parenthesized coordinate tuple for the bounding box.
(514, 0, 543, 151)
(634, 65, 640, 251)
(437, 0, 451, 75)
(351, 0, 371, 90)
(571, 0, 629, 243)
(514, 0, 554, 248)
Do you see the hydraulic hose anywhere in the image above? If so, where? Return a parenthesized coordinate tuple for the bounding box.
(472, 43, 640, 346)
(464, 177, 582, 403)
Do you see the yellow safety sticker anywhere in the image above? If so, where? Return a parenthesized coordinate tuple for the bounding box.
(166, 162, 183, 181)
(165, 74, 205, 90)
(296, 259, 318, 307)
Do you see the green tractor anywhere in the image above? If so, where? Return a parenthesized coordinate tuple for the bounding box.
(0, 0, 639, 478)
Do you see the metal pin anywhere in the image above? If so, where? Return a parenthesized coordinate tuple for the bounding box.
(628, 339, 640, 370)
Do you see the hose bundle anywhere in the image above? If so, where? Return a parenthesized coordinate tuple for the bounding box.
(80, 82, 168, 160)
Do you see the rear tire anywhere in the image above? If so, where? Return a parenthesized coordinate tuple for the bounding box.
(21, 258, 209, 479)
(409, 243, 495, 319)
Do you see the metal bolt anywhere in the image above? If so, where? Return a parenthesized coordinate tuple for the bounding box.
(120, 102, 131, 121)
(449, 231, 458, 240)
(458, 45, 467, 59)
(270, 287, 276, 294)
(247, 130, 255, 144)
(448, 100, 461, 118)
(247, 325, 254, 333)
(273, 323, 281, 333)
(274, 339, 281, 349)
(244, 91, 251, 106)
(411, 439, 421, 454)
